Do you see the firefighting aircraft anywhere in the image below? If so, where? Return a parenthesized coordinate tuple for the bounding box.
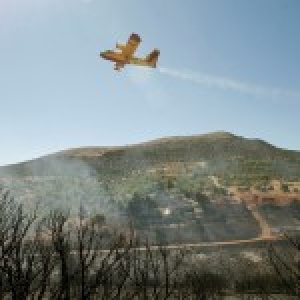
(100, 33, 160, 71)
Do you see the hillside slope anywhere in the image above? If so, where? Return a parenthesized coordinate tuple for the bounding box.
(0, 131, 299, 244)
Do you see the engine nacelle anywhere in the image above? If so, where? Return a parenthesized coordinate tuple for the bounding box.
(116, 43, 125, 50)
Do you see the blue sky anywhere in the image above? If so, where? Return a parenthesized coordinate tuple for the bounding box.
(0, 0, 299, 166)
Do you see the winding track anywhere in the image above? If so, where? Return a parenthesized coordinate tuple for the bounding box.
(98, 236, 279, 253)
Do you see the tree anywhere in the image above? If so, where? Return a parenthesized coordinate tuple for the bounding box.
(0, 187, 54, 299)
(268, 233, 300, 296)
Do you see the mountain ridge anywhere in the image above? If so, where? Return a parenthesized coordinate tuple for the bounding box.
(1, 131, 299, 169)
(60, 131, 299, 157)
(1, 131, 299, 181)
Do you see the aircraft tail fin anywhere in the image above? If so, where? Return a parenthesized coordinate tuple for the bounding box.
(146, 49, 160, 67)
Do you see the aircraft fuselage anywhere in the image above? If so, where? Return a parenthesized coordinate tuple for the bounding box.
(100, 33, 159, 71)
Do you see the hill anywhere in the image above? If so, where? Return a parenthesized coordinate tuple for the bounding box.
(0, 131, 299, 244)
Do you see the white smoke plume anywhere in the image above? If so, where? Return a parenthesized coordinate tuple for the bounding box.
(158, 66, 300, 99)
(0, 156, 119, 220)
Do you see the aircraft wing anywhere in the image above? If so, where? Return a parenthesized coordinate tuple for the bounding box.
(121, 33, 141, 59)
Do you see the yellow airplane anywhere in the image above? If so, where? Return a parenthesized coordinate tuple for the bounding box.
(100, 33, 160, 71)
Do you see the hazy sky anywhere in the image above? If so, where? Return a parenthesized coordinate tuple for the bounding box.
(1, 0, 299, 166)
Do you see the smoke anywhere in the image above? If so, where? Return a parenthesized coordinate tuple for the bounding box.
(0, 156, 119, 220)
(158, 66, 300, 99)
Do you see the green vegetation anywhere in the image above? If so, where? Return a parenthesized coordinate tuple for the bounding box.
(2, 132, 300, 184)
